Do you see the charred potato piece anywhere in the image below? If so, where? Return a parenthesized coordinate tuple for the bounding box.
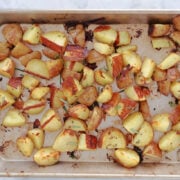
(151, 113, 171, 132)
(78, 134, 97, 150)
(27, 128, 44, 149)
(2, 108, 26, 127)
(94, 25, 117, 45)
(87, 106, 104, 131)
(148, 24, 170, 37)
(114, 148, 140, 168)
(159, 130, 180, 152)
(77, 86, 98, 106)
(123, 112, 144, 134)
(98, 127, 126, 149)
(53, 129, 78, 152)
(0, 89, 15, 110)
(0, 42, 10, 61)
(132, 121, 153, 147)
(11, 41, 32, 58)
(23, 24, 42, 45)
(16, 136, 34, 157)
(2, 24, 23, 45)
(34, 147, 60, 166)
(19, 51, 42, 67)
(87, 49, 105, 64)
(64, 117, 87, 132)
(0, 57, 15, 78)
(40, 109, 62, 132)
(173, 15, 180, 31)
(68, 104, 90, 120)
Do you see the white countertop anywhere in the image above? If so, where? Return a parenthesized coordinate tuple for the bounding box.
(0, 0, 179, 180)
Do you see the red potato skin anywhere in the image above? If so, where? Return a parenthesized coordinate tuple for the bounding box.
(118, 98, 137, 120)
(94, 25, 111, 32)
(139, 101, 151, 121)
(86, 135, 97, 149)
(134, 86, 150, 99)
(13, 99, 24, 109)
(112, 55, 123, 78)
(23, 101, 46, 111)
(169, 105, 180, 125)
(41, 36, 65, 54)
(41, 114, 56, 129)
(8, 77, 22, 89)
(25, 70, 49, 80)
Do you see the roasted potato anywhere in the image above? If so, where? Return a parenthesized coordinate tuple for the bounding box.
(94, 42, 114, 55)
(77, 86, 98, 106)
(132, 121, 153, 147)
(78, 134, 97, 150)
(0, 57, 15, 78)
(19, 51, 42, 67)
(68, 104, 90, 120)
(34, 147, 60, 166)
(151, 113, 171, 132)
(123, 112, 144, 134)
(116, 44, 137, 54)
(97, 85, 113, 103)
(2, 108, 26, 127)
(42, 47, 60, 59)
(22, 74, 40, 90)
(23, 99, 46, 115)
(31, 86, 49, 100)
(148, 24, 170, 37)
(64, 117, 87, 132)
(157, 80, 170, 96)
(23, 25, 42, 45)
(172, 122, 180, 131)
(87, 49, 105, 64)
(61, 68, 82, 81)
(98, 127, 126, 149)
(170, 81, 180, 99)
(0, 42, 10, 61)
(153, 67, 167, 81)
(114, 148, 140, 168)
(125, 85, 150, 101)
(81, 66, 94, 87)
(172, 15, 180, 31)
(139, 101, 151, 121)
(159, 130, 180, 152)
(0, 89, 15, 110)
(53, 129, 78, 152)
(27, 128, 44, 149)
(11, 42, 32, 58)
(2, 24, 23, 45)
(40, 109, 62, 132)
(64, 61, 83, 72)
(151, 37, 175, 49)
(94, 25, 117, 45)
(16, 136, 34, 157)
(116, 31, 131, 46)
(170, 31, 180, 46)
(167, 67, 180, 81)
(158, 53, 180, 70)
(135, 72, 152, 86)
(87, 106, 104, 131)
(106, 53, 123, 78)
(122, 51, 142, 73)
(7, 77, 23, 98)
(41, 31, 67, 54)
(143, 141, 162, 160)
(94, 69, 113, 86)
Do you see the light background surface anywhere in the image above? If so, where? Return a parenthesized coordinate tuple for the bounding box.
(0, 0, 179, 179)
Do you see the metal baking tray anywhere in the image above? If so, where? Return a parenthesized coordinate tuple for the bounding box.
(0, 10, 179, 178)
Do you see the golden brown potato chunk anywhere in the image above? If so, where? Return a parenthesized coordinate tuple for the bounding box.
(42, 47, 60, 59)
(170, 31, 180, 46)
(2, 24, 23, 45)
(173, 15, 180, 31)
(157, 80, 170, 96)
(148, 24, 170, 37)
(78, 86, 98, 106)
(0, 42, 10, 61)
